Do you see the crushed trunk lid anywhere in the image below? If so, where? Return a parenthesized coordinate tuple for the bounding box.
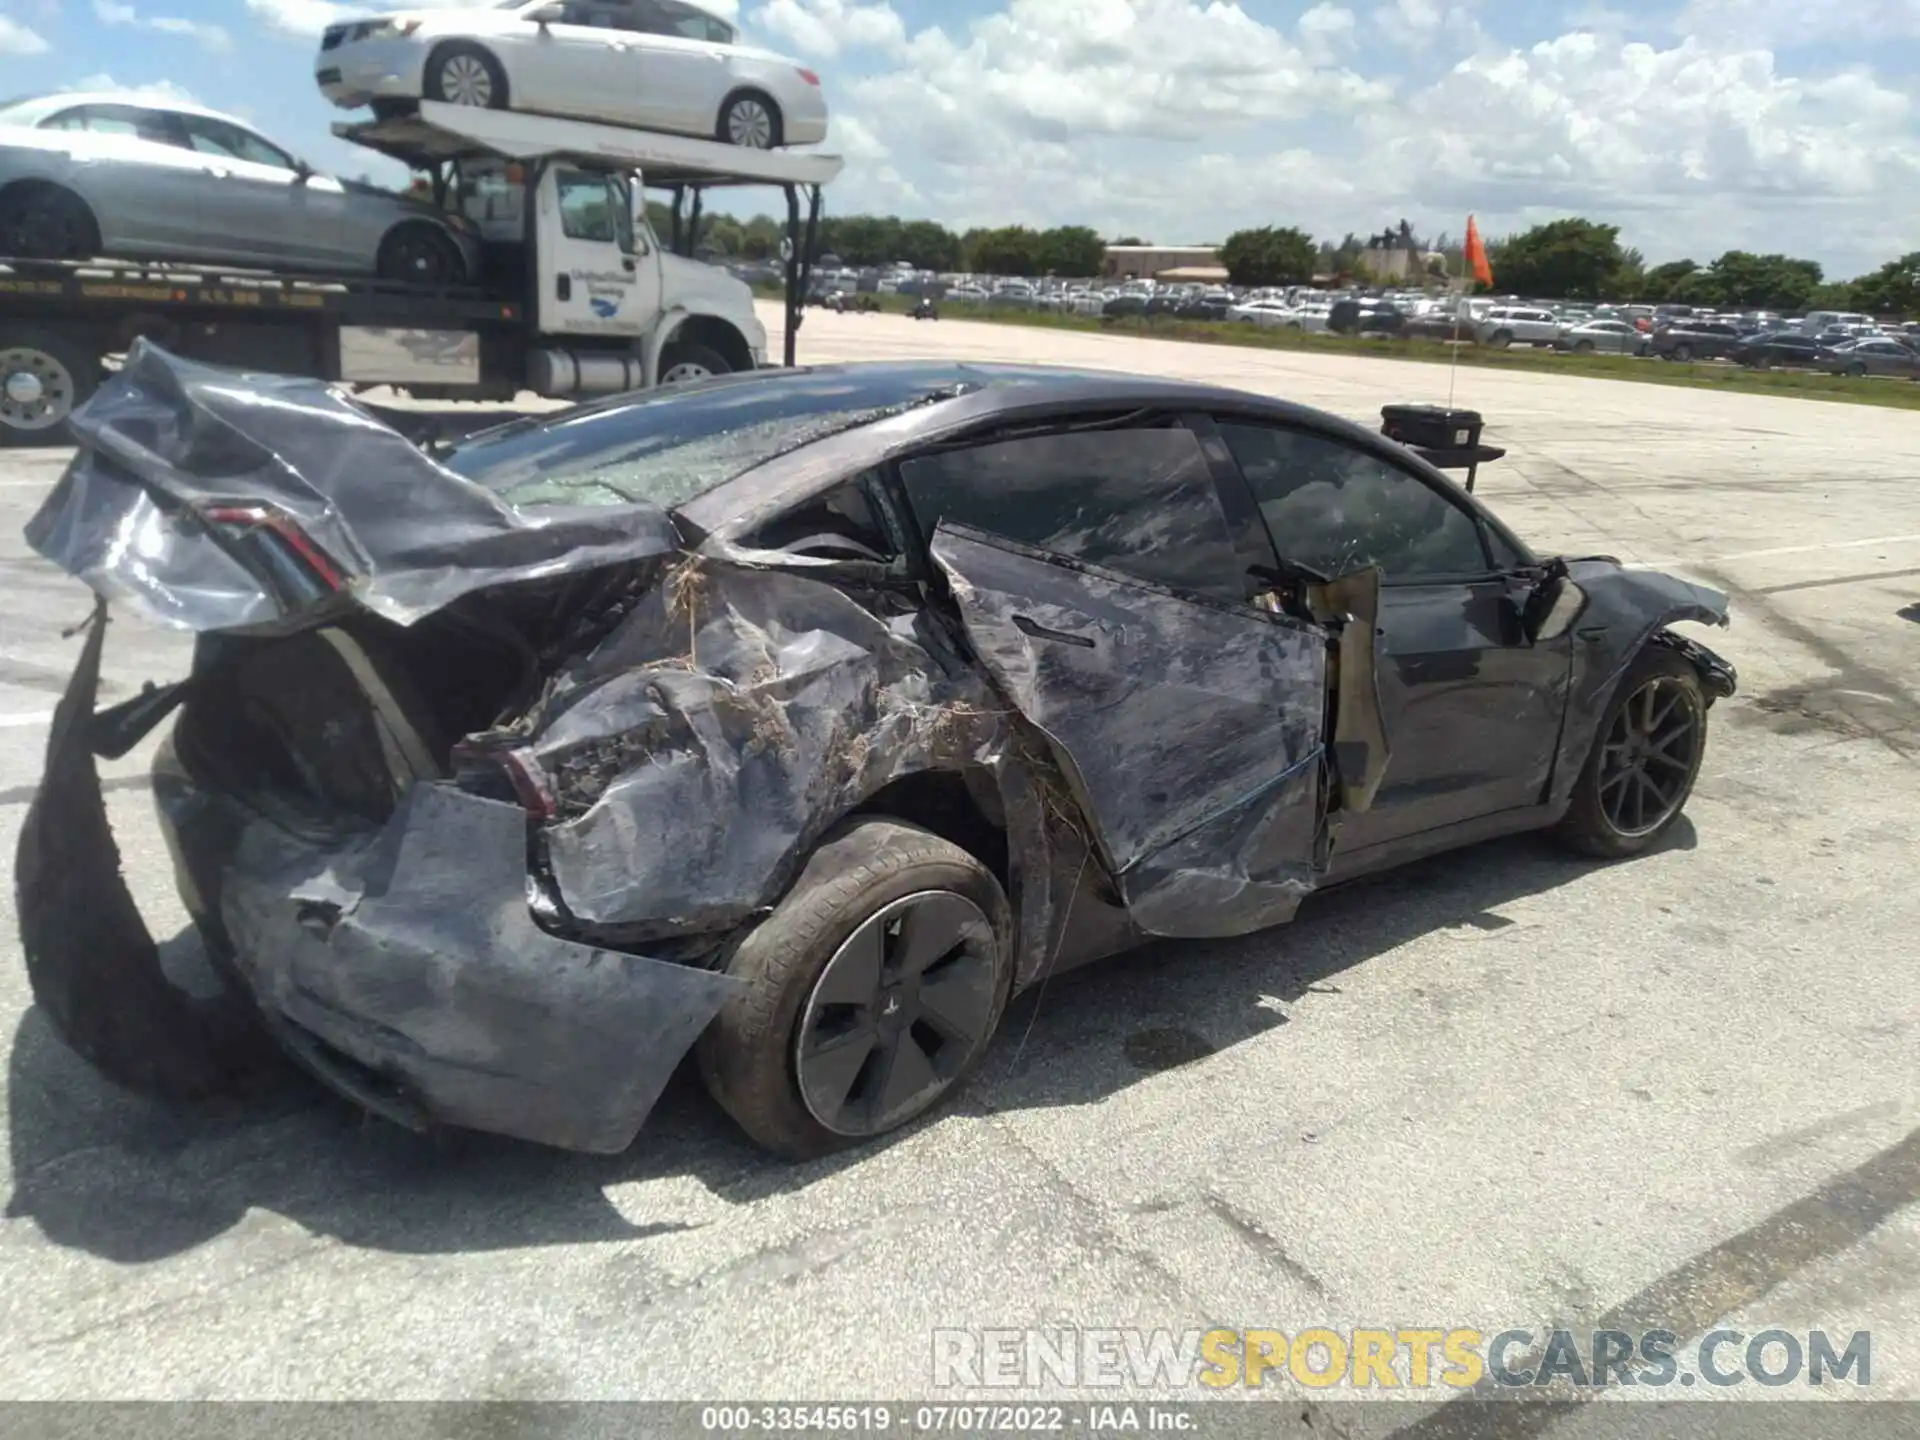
(23, 340, 679, 635)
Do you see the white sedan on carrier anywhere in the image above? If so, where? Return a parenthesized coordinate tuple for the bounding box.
(316, 0, 829, 148)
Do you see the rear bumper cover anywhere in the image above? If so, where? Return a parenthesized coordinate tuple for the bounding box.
(174, 776, 742, 1153)
(19, 611, 741, 1154)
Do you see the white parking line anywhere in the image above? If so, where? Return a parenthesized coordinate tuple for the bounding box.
(1709, 532, 1920, 563)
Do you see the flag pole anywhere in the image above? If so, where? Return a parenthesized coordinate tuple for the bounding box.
(1446, 231, 1462, 410)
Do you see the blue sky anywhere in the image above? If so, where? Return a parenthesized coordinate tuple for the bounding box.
(2, 0, 1915, 276)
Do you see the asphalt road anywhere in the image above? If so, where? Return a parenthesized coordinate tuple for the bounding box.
(0, 307, 1915, 1415)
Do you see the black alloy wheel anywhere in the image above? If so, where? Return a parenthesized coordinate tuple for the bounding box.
(1596, 675, 1702, 839)
(795, 890, 999, 1138)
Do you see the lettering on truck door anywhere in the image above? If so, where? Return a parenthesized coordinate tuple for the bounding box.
(538, 165, 651, 337)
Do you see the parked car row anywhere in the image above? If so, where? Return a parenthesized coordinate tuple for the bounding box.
(778, 265, 1920, 380)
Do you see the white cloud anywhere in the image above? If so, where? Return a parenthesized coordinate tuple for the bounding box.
(68, 73, 203, 104)
(800, 3, 1918, 277)
(756, 0, 905, 57)
(93, 0, 233, 50)
(1675, 0, 1920, 48)
(0, 14, 49, 52)
(1297, 2, 1355, 62)
(245, 0, 375, 34)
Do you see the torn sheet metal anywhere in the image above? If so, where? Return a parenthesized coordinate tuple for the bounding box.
(927, 524, 1331, 940)
(513, 560, 1017, 936)
(13, 604, 279, 1099)
(23, 340, 678, 634)
(193, 780, 745, 1153)
(1549, 560, 1735, 808)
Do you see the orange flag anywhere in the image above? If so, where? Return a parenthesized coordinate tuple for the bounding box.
(1464, 214, 1494, 287)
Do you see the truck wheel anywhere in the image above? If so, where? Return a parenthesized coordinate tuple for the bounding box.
(425, 42, 507, 109)
(657, 341, 730, 384)
(376, 224, 465, 285)
(0, 327, 98, 447)
(717, 90, 782, 149)
(698, 819, 1014, 1159)
(0, 184, 100, 261)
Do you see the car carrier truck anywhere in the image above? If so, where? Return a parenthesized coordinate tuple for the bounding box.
(0, 100, 841, 444)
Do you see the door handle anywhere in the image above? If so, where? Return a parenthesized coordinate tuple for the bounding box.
(1012, 614, 1095, 648)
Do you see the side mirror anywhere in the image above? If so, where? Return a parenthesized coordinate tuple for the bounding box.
(1522, 570, 1588, 643)
(528, 3, 564, 25)
(292, 158, 315, 185)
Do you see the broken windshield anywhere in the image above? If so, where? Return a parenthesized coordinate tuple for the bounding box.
(437, 366, 977, 511)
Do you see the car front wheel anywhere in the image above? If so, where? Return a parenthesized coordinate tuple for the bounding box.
(426, 42, 507, 109)
(1554, 647, 1708, 859)
(698, 819, 1014, 1159)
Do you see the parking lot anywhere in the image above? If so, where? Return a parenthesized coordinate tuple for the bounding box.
(0, 304, 1916, 1409)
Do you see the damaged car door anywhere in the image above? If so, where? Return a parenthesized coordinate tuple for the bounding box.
(902, 418, 1385, 940)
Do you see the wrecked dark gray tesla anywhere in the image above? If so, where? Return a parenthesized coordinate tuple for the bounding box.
(17, 345, 1737, 1158)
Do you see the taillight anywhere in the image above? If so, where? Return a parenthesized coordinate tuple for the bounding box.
(201, 504, 347, 594)
(450, 740, 557, 821)
(797, 68, 820, 85)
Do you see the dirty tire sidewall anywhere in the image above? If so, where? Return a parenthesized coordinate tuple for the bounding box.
(697, 819, 1014, 1160)
(1552, 645, 1708, 860)
(0, 326, 99, 447)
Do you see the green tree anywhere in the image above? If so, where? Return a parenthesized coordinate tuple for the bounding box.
(1487, 217, 1628, 300)
(1638, 259, 1698, 303)
(1806, 279, 1859, 311)
(1034, 225, 1105, 276)
(968, 225, 1042, 275)
(737, 214, 785, 260)
(1220, 226, 1317, 287)
(1110, 234, 1147, 246)
(1848, 252, 1920, 317)
(1696, 251, 1823, 311)
(896, 219, 962, 271)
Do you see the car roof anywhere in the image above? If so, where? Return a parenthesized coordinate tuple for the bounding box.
(2, 89, 250, 128)
(674, 360, 1520, 545)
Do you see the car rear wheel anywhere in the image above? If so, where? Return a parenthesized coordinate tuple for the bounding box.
(426, 42, 507, 109)
(376, 224, 465, 285)
(0, 185, 100, 261)
(0, 327, 99, 447)
(717, 91, 782, 148)
(698, 819, 1013, 1159)
(1554, 647, 1708, 859)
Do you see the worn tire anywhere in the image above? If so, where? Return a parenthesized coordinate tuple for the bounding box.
(1553, 646, 1708, 860)
(0, 325, 100, 447)
(698, 819, 1014, 1160)
(425, 41, 508, 109)
(656, 341, 731, 384)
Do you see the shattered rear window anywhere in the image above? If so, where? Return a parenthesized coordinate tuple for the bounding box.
(438, 368, 977, 512)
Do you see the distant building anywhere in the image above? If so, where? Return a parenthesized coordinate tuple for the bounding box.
(1102, 244, 1220, 280)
